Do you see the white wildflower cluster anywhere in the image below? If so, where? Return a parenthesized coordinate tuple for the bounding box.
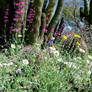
(79, 48, 85, 53)
(0, 62, 13, 67)
(86, 55, 92, 67)
(49, 46, 60, 57)
(63, 62, 77, 69)
(11, 44, 16, 49)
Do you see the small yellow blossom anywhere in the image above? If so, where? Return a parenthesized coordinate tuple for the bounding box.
(74, 34, 81, 38)
(76, 42, 80, 46)
(62, 35, 67, 40)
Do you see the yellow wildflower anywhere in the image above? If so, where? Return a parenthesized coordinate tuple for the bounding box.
(74, 34, 81, 38)
(76, 42, 80, 46)
(62, 35, 67, 40)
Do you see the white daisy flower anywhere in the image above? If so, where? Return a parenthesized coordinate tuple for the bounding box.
(0, 63, 3, 67)
(57, 58, 63, 62)
(73, 57, 77, 60)
(11, 44, 16, 49)
(23, 59, 29, 65)
(51, 37, 55, 40)
(8, 62, 13, 66)
(54, 50, 60, 57)
(79, 48, 85, 53)
(16, 68, 23, 74)
(3, 63, 8, 66)
(49, 46, 56, 53)
(87, 60, 90, 64)
(88, 70, 91, 75)
(88, 55, 92, 60)
(18, 35, 22, 37)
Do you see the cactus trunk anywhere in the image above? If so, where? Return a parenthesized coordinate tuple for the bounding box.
(39, 13, 46, 39)
(47, 0, 64, 37)
(22, 0, 28, 43)
(84, 0, 89, 16)
(45, 0, 57, 25)
(27, 0, 44, 44)
(89, 0, 92, 24)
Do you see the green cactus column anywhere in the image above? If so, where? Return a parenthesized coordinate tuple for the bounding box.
(84, 0, 89, 17)
(22, 0, 28, 43)
(47, 0, 64, 37)
(42, 0, 48, 11)
(27, 0, 44, 44)
(45, 0, 57, 25)
(89, 0, 92, 24)
(39, 13, 46, 39)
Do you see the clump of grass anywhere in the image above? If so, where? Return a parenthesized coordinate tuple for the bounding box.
(0, 41, 92, 91)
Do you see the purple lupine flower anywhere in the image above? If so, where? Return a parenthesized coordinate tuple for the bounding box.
(48, 40, 54, 46)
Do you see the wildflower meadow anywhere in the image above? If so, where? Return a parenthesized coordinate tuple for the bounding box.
(0, 0, 92, 91)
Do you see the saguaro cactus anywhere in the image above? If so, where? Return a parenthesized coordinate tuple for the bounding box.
(47, 0, 64, 37)
(27, 0, 44, 44)
(89, 0, 92, 24)
(45, 0, 57, 25)
(84, 0, 89, 16)
(39, 13, 46, 38)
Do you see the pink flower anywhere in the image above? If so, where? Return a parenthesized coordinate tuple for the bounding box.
(4, 20, 8, 22)
(15, 11, 20, 14)
(6, 8, 9, 11)
(41, 37, 44, 41)
(13, 18, 18, 22)
(46, 17, 48, 20)
(15, 3, 19, 6)
(4, 16, 8, 19)
(5, 11, 8, 15)
(51, 28, 54, 33)
(20, 2, 25, 5)
(30, 28, 34, 32)
(9, 31, 12, 34)
(45, 24, 48, 27)
(20, 9, 24, 14)
(16, 29, 18, 32)
(43, 29, 47, 33)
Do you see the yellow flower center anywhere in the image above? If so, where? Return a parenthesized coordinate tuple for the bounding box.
(52, 46, 55, 48)
(56, 52, 58, 55)
(24, 60, 28, 63)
